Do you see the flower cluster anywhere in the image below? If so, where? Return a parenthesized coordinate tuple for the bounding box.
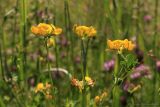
(34, 82, 53, 99)
(94, 92, 108, 104)
(71, 78, 84, 92)
(85, 76, 95, 87)
(130, 64, 151, 80)
(31, 23, 62, 37)
(103, 59, 115, 72)
(107, 39, 135, 51)
(71, 76, 95, 92)
(73, 25, 97, 38)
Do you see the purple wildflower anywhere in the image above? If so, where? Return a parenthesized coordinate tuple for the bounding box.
(144, 15, 152, 22)
(104, 59, 115, 72)
(130, 64, 151, 80)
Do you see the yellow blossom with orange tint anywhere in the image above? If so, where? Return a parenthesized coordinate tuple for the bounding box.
(35, 83, 45, 93)
(31, 23, 53, 36)
(94, 96, 100, 104)
(85, 76, 95, 87)
(94, 91, 108, 104)
(107, 39, 135, 51)
(34, 82, 54, 100)
(73, 25, 96, 38)
(31, 23, 62, 37)
(34, 82, 52, 93)
(71, 78, 79, 87)
(71, 78, 84, 92)
(51, 25, 62, 36)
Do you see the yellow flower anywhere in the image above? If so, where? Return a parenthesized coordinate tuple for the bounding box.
(85, 76, 95, 87)
(73, 25, 96, 38)
(31, 23, 53, 36)
(85, 76, 91, 81)
(35, 83, 45, 93)
(94, 96, 100, 104)
(94, 91, 108, 104)
(51, 25, 62, 36)
(31, 23, 62, 36)
(107, 39, 135, 51)
(86, 26, 97, 37)
(31, 26, 39, 35)
(78, 81, 84, 92)
(47, 38, 55, 47)
(71, 78, 84, 92)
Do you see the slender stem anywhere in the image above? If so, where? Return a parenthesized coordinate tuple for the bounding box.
(0, 44, 5, 81)
(81, 39, 85, 80)
(112, 54, 120, 107)
(54, 38, 59, 73)
(80, 38, 90, 107)
(20, 0, 27, 87)
(112, 85, 120, 107)
(85, 39, 90, 76)
(153, 0, 158, 54)
(45, 38, 53, 85)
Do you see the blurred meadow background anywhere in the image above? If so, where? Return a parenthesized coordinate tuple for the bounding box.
(0, 0, 160, 107)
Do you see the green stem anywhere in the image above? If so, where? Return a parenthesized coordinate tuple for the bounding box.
(54, 37, 59, 73)
(0, 96, 5, 107)
(112, 54, 121, 107)
(112, 85, 121, 107)
(45, 38, 53, 85)
(20, 0, 27, 87)
(0, 42, 5, 81)
(81, 40, 85, 80)
(80, 38, 90, 107)
(81, 39, 90, 79)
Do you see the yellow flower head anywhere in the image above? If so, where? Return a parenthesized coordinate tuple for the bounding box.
(107, 39, 135, 51)
(94, 91, 108, 104)
(73, 25, 96, 38)
(31, 23, 53, 36)
(94, 96, 100, 104)
(51, 25, 62, 36)
(34, 82, 52, 93)
(47, 38, 55, 47)
(35, 83, 45, 93)
(85, 76, 95, 87)
(78, 81, 84, 92)
(31, 23, 62, 36)
(71, 78, 84, 92)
